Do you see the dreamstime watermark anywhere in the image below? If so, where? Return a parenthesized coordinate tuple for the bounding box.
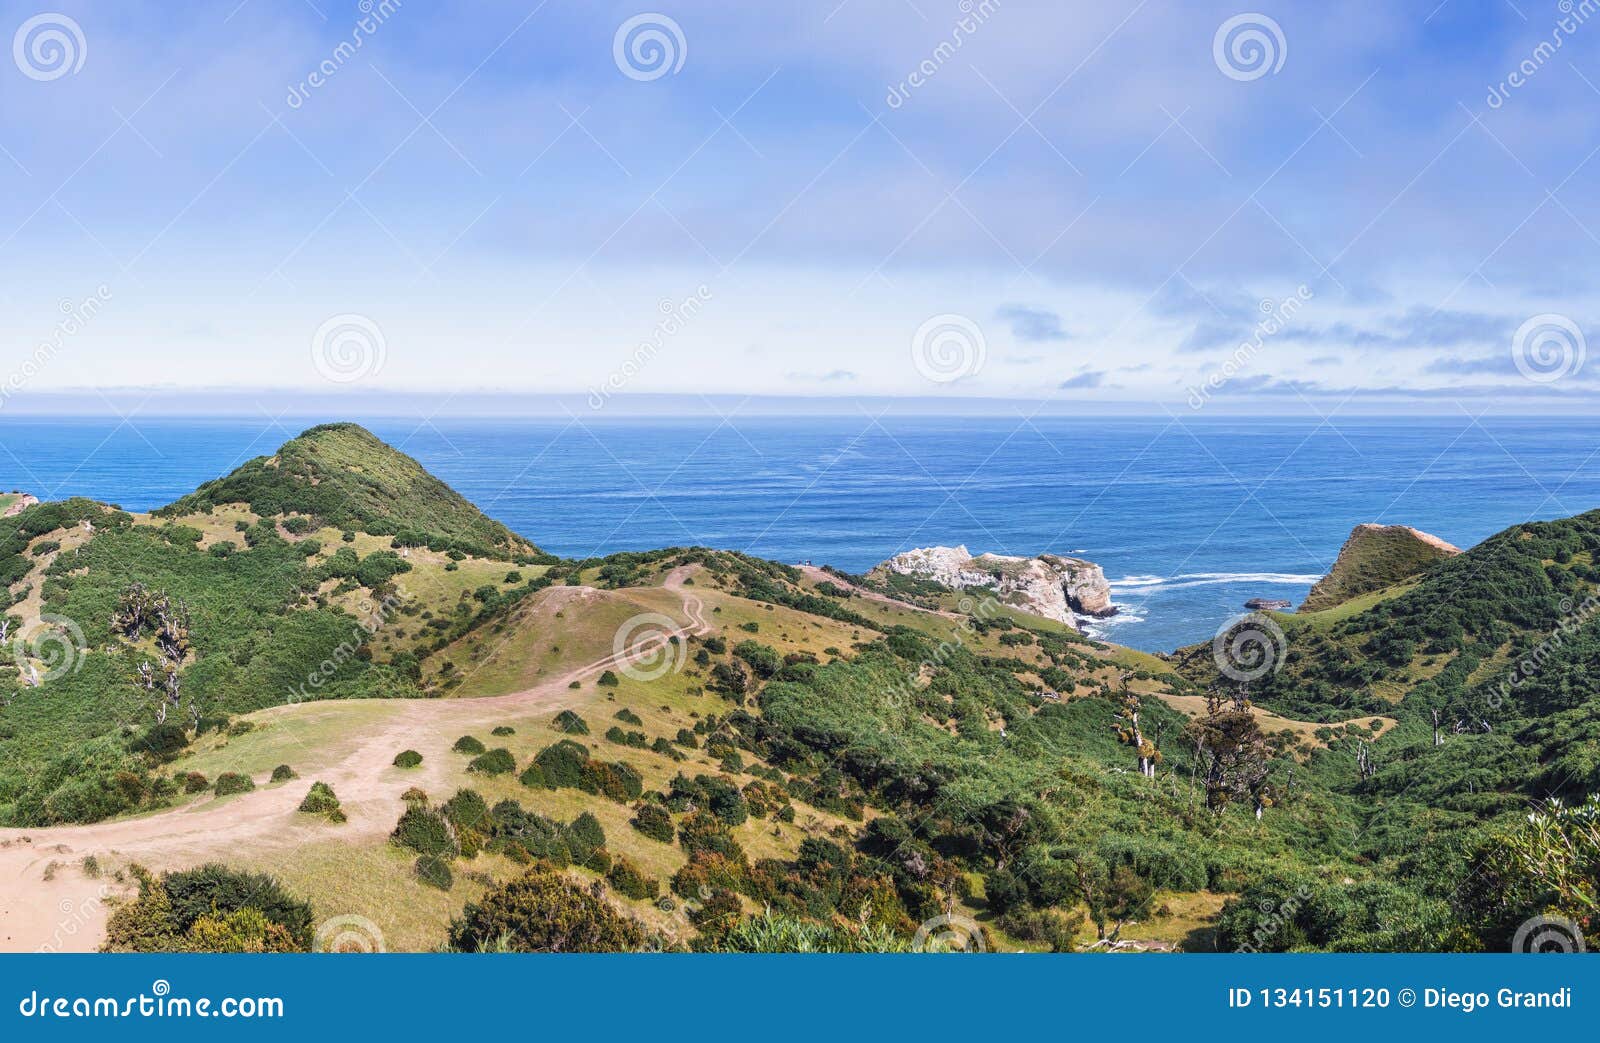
(911, 313, 987, 383)
(613, 13, 686, 81)
(1512, 913, 1586, 953)
(882, 594, 1004, 713)
(285, 0, 404, 109)
(1232, 884, 1313, 952)
(613, 612, 688, 682)
(912, 912, 987, 952)
(12, 12, 85, 81)
(1212, 13, 1286, 82)
(17, 980, 284, 1019)
(35, 885, 113, 953)
(588, 285, 712, 409)
(11, 613, 87, 686)
(885, 0, 1002, 110)
(284, 589, 406, 703)
(311, 312, 387, 384)
(1211, 611, 1288, 683)
(314, 913, 387, 952)
(2, 285, 112, 411)
(1186, 285, 1313, 410)
(1486, 0, 1596, 109)
(1487, 592, 1600, 710)
(1510, 312, 1586, 384)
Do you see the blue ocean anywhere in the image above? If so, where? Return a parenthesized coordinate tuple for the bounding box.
(4, 415, 1598, 653)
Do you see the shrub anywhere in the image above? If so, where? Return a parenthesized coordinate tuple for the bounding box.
(136, 723, 190, 759)
(566, 812, 607, 863)
(297, 781, 341, 816)
(160, 864, 314, 949)
(213, 773, 254, 796)
(442, 788, 493, 836)
(447, 865, 644, 953)
(553, 710, 590, 734)
(415, 855, 454, 891)
(627, 803, 671, 843)
(393, 749, 423, 768)
(733, 640, 782, 679)
(270, 764, 297, 783)
(452, 735, 486, 755)
(530, 740, 589, 789)
(401, 786, 429, 803)
(467, 748, 517, 775)
(596, 670, 620, 688)
(613, 708, 643, 726)
(491, 725, 516, 736)
(390, 803, 458, 858)
(606, 856, 660, 901)
(182, 772, 209, 794)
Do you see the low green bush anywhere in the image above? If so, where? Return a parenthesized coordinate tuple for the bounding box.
(491, 725, 516, 736)
(631, 803, 674, 843)
(606, 855, 660, 901)
(467, 748, 517, 775)
(452, 735, 486, 755)
(390, 803, 458, 858)
(270, 764, 297, 783)
(553, 710, 589, 735)
(297, 781, 341, 816)
(393, 749, 423, 768)
(213, 773, 254, 796)
(415, 855, 454, 891)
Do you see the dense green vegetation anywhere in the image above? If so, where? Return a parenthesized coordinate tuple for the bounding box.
(158, 423, 539, 560)
(10, 425, 1600, 953)
(104, 864, 313, 953)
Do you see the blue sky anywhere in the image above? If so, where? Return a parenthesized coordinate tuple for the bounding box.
(2, 0, 1598, 413)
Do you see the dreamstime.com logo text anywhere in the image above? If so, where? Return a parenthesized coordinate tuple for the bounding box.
(884, 0, 1002, 110)
(285, 0, 404, 109)
(17, 980, 284, 1019)
(588, 285, 712, 409)
(285, 588, 408, 703)
(1186, 285, 1313, 410)
(1486, 0, 1596, 109)
(1, 286, 112, 410)
(1487, 592, 1600, 710)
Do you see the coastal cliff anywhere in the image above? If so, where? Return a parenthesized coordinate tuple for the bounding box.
(875, 544, 1115, 628)
(1301, 523, 1460, 612)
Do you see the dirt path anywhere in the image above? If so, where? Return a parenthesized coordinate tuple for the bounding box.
(0, 578, 712, 952)
(795, 564, 962, 620)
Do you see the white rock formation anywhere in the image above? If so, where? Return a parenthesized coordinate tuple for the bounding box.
(877, 545, 1115, 629)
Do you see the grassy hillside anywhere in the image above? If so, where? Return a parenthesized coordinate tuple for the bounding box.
(5, 427, 1596, 955)
(158, 423, 540, 560)
(1300, 523, 1459, 612)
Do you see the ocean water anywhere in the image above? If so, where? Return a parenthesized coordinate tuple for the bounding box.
(5, 414, 1600, 653)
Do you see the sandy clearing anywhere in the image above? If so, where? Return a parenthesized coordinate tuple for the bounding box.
(0, 576, 710, 952)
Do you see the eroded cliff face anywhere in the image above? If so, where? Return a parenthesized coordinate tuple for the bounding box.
(877, 545, 1115, 628)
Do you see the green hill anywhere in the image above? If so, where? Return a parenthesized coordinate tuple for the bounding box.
(158, 423, 539, 560)
(1300, 523, 1459, 612)
(5, 427, 1598, 954)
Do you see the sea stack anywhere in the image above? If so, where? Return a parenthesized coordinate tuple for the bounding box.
(875, 545, 1115, 629)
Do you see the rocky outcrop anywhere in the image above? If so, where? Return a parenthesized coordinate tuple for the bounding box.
(876, 545, 1115, 629)
(1, 493, 37, 518)
(1301, 523, 1461, 612)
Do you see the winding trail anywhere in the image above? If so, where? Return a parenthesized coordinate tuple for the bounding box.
(0, 572, 712, 952)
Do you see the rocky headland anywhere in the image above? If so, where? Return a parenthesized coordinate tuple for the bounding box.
(875, 545, 1115, 629)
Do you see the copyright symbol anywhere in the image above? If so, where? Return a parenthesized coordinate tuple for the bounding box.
(1398, 988, 1416, 1007)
